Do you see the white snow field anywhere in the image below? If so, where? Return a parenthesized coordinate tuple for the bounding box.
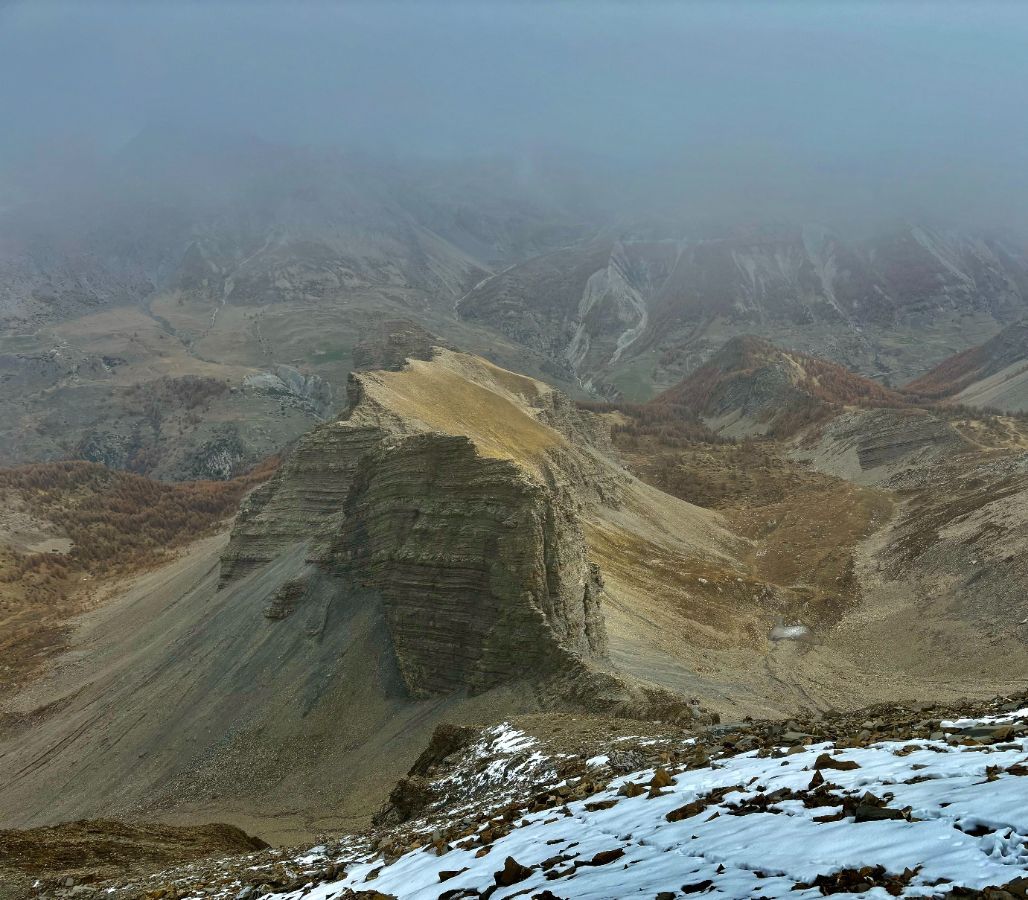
(250, 714, 1028, 900)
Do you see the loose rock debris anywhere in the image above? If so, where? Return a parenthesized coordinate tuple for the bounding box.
(29, 694, 1028, 899)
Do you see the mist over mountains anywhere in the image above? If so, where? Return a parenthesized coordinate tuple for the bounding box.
(3, 1, 1028, 233)
(5, 4, 1028, 898)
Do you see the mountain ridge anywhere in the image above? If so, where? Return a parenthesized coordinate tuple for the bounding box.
(458, 224, 1028, 397)
(905, 318, 1028, 412)
(652, 334, 908, 437)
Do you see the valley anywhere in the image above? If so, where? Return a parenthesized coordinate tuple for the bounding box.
(5, 135, 1028, 492)
(3, 199, 1028, 894)
(1, 104, 1027, 900)
(2, 323, 1027, 865)
(5, 2, 1028, 895)
(457, 226, 1028, 399)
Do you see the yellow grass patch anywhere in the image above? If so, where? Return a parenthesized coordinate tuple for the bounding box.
(363, 351, 562, 473)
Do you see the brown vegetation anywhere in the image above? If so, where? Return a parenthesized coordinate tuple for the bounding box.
(904, 321, 1028, 401)
(657, 337, 909, 413)
(0, 457, 277, 583)
(580, 391, 891, 629)
(642, 336, 920, 439)
(124, 374, 231, 412)
(0, 457, 278, 697)
(791, 353, 909, 408)
(902, 344, 985, 399)
(576, 399, 775, 508)
(577, 400, 727, 448)
(0, 820, 268, 900)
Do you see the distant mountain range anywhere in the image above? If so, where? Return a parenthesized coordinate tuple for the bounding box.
(457, 225, 1028, 397)
(0, 130, 594, 329)
(2, 130, 1028, 483)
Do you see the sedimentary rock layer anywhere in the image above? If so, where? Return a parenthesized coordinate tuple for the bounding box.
(334, 432, 606, 696)
(220, 347, 618, 701)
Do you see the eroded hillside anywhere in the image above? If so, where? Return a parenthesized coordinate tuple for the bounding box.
(906, 319, 1028, 413)
(0, 459, 277, 699)
(2, 333, 1027, 850)
(0, 341, 727, 840)
(458, 226, 1028, 398)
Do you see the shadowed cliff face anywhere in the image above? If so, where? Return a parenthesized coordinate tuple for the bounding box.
(335, 432, 607, 697)
(215, 337, 752, 717)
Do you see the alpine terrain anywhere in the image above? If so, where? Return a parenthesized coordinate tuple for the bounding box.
(3, 2, 1028, 898)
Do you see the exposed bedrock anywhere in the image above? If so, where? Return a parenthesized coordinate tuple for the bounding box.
(215, 352, 698, 718)
(217, 420, 388, 582)
(793, 407, 973, 486)
(851, 411, 967, 472)
(333, 432, 607, 697)
(221, 417, 613, 700)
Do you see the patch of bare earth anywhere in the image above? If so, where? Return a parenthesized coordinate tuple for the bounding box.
(0, 820, 268, 900)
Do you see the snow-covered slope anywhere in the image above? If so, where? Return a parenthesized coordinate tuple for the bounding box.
(94, 701, 1028, 899)
(311, 725, 1028, 898)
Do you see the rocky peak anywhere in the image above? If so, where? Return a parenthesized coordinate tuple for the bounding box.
(219, 347, 683, 712)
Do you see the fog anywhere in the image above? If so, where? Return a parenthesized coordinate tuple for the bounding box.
(2, 0, 1028, 232)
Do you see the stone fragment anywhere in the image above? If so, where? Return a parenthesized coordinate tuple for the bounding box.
(813, 752, 860, 771)
(494, 856, 533, 887)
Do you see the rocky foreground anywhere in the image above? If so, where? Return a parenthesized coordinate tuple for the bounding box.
(24, 692, 1028, 900)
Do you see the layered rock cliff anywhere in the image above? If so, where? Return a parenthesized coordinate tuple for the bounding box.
(219, 343, 652, 704)
(332, 432, 606, 696)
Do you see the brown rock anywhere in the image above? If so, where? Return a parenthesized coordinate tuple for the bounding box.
(583, 848, 625, 866)
(650, 767, 674, 790)
(438, 868, 468, 882)
(813, 752, 861, 771)
(666, 799, 707, 822)
(584, 799, 618, 811)
(494, 856, 533, 887)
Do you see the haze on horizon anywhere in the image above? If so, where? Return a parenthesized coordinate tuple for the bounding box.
(2, 0, 1027, 233)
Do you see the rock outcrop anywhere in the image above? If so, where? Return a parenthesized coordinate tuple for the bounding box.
(219, 414, 388, 581)
(243, 365, 334, 419)
(332, 432, 607, 696)
(0, 339, 748, 839)
(350, 319, 443, 372)
(220, 343, 655, 704)
(793, 407, 974, 487)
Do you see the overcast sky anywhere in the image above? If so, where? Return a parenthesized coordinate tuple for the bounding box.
(2, 0, 1028, 229)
